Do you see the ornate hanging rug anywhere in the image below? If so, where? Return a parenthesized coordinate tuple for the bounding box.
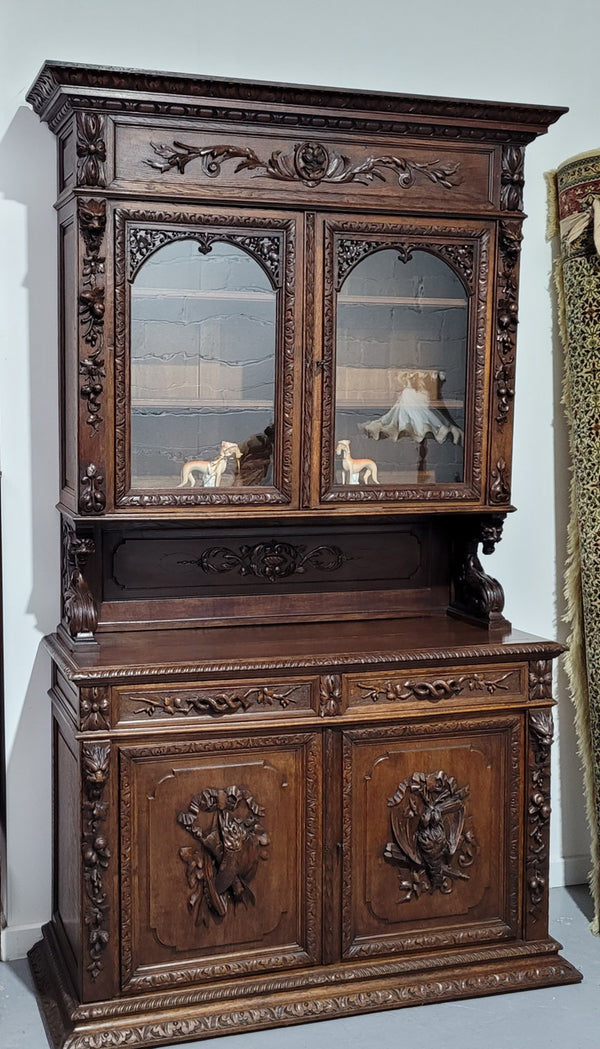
(551, 151, 600, 932)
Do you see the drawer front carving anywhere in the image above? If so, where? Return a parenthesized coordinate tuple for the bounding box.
(345, 662, 526, 715)
(116, 677, 318, 725)
(341, 714, 522, 959)
(120, 732, 321, 990)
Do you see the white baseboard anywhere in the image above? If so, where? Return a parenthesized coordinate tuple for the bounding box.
(0, 921, 43, 961)
(550, 854, 591, 888)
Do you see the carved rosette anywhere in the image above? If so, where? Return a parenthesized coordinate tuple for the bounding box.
(182, 541, 348, 582)
(76, 112, 107, 188)
(145, 139, 461, 192)
(80, 687, 110, 731)
(81, 742, 111, 979)
(319, 674, 342, 717)
(356, 670, 511, 704)
(61, 518, 98, 639)
(78, 199, 107, 435)
(527, 710, 553, 920)
(177, 786, 269, 926)
(529, 660, 553, 700)
(384, 771, 477, 900)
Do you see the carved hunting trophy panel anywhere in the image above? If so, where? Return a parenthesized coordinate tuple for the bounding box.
(28, 62, 580, 1049)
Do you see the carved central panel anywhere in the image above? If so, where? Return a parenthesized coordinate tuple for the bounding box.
(177, 786, 269, 926)
(384, 770, 477, 901)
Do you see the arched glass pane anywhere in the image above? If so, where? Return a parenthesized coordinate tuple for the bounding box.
(130, 239, 277, 490)
(335, 248, 467, 487)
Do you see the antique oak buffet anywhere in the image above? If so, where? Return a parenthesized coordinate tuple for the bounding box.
(26, 63, 581, 1048)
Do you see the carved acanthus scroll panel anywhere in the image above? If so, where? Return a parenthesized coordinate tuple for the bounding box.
(113, 123, 496, 211)
(341, 715, 521, 959)
(119, 733, 321, 990)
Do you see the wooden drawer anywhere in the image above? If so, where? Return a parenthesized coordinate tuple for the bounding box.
(344, 662, 527, 717)
(115, 675, 319, 726)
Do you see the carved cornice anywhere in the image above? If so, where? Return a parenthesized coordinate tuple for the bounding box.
(28, 64, 565, 144)
(181, 541, 348, 582)
(81, 742, 111, 980)
(61, 518, 98, 639)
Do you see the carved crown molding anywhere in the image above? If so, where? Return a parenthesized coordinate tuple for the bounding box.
(27, 64, 566, 145)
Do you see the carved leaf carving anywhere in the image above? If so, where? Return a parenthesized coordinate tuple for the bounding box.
(145, 139, 461, 192)
(82, 742, 111, 979)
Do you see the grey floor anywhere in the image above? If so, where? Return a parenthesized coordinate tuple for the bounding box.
(1, 885, 597, 1049)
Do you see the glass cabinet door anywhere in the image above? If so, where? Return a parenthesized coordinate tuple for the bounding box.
(115, 210, 297, 508)
(318, 221, 489, 505)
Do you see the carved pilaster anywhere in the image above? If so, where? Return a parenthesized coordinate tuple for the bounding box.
(76, 112, 107, 188)
(78, 198, 106, 436)
(450, 515, 508, 628)
(61, 518, 98, 640)
(526, 709, 554, 935)
(81, 742, 111, 985)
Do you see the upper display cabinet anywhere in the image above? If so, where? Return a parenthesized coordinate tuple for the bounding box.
(27, 63, 566, 517)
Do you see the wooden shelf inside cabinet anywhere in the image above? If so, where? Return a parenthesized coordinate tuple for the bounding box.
(27, 60, 576, 1049)
(338, 296, 468, 307)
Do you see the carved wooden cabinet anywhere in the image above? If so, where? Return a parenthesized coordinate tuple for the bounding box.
(27, 64, 580, 1048)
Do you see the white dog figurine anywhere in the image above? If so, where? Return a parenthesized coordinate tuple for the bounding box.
(178, 452, 228, 488)
(335, 439, 379, 484)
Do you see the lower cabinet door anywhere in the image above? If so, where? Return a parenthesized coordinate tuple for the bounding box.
(341, 714, 523, 959)
(119, 731, 322, 992)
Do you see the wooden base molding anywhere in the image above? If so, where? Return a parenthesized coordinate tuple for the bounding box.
(29, 922, 581, 1049)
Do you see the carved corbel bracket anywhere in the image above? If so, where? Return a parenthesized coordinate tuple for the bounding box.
(62, 518, 99, 642)
(449, 514, 509, 630)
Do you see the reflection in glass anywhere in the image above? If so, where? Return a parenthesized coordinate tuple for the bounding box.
(335, 248, 467, 487)
(130, 239, 277, 490)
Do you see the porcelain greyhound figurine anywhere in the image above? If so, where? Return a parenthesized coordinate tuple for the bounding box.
(335, 439, 379, 484)
(178, 442, 241, 488)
